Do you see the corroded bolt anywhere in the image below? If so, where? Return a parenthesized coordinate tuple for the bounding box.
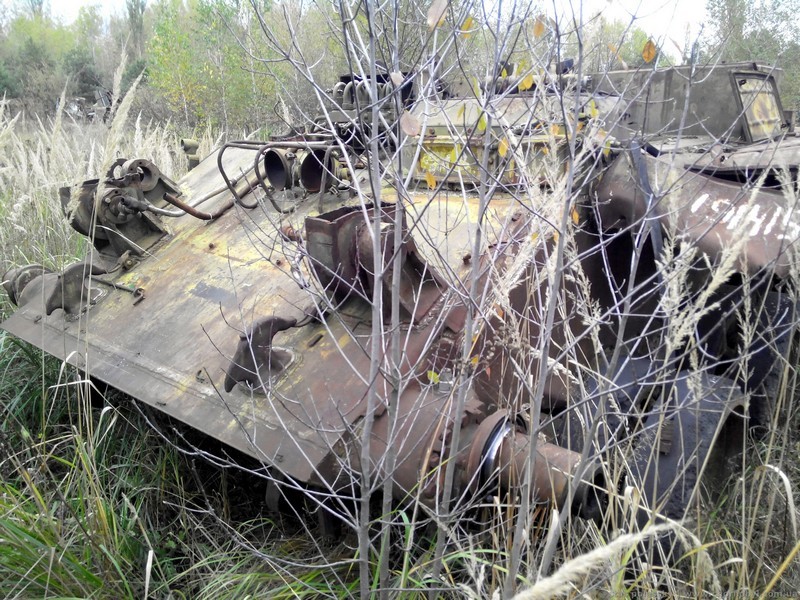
(280, 225, 298, 241)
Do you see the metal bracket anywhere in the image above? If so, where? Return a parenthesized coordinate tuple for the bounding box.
(44, 261, 108, 315)
(224, 316, 297, 392)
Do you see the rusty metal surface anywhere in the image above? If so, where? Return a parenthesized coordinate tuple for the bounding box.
(410, 96, 570, 187)
(595, 150, 800, 277)
(1, 147, 525, 486)
(589, 62, 787, 143)
(3, 60, 796, 525)
(687, 135, 800, 172)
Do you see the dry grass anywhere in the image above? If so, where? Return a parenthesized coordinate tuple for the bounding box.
(0, 95, 218, 274)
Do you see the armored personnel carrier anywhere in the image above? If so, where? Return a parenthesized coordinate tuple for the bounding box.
(3, 61, 798, 531)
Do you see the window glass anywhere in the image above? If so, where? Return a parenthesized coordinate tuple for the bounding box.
(737, 76, 783, 141)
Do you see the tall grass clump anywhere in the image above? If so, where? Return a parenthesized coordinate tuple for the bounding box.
(0, 85, 305, 597)
(0, 329, 342, 598)
(0, 87, 219, 275)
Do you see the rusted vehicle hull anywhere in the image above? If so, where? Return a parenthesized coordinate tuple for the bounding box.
(3, 61, 798, 533)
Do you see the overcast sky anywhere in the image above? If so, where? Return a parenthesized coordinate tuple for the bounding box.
(49, 0, 127, 24)
(584, 0, 705, 42)
(47, 0, 705, 46)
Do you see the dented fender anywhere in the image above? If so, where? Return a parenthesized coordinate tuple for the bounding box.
(594, 150, 800, 278)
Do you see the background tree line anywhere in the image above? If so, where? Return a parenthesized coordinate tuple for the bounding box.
(1, 0, 799, 132)
(0, 0, 349, 131)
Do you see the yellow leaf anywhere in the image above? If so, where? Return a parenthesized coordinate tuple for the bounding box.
(477, 113, 487, 132)
(470, 355, 479, 367)
(459, 15, 474, 37)
(642, 39, 657, 64)
(532, 15, 546, 38)
(531, 232, 539, 243)
(607, 43, 618, 54)
(589, 99, 598, 119)
(541, 146, 549, 155)
(500, 67, 508, 78)
(425, 171, 436, 189)
(456, 104, 465, 119)
(449, 145, 458, 164)
(427, 370, 440, 384)
(471, 76, 481, 97)
(571, 207, 580, 225)
(427, 0, 448, 29)
(498, 137, 509, 157)
(519, 73, 534, 91)
(553, 230, 560, 243)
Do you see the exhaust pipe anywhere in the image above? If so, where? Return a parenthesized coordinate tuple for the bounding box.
(263, 148, 296, 190)
(180, 138, 200, 171)
(299, 148, 338, 192)
(180, 138, 199, 153)
(263, 147, 341, 193)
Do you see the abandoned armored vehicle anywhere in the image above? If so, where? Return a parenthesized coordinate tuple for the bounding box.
(3, 61, 798, 531)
